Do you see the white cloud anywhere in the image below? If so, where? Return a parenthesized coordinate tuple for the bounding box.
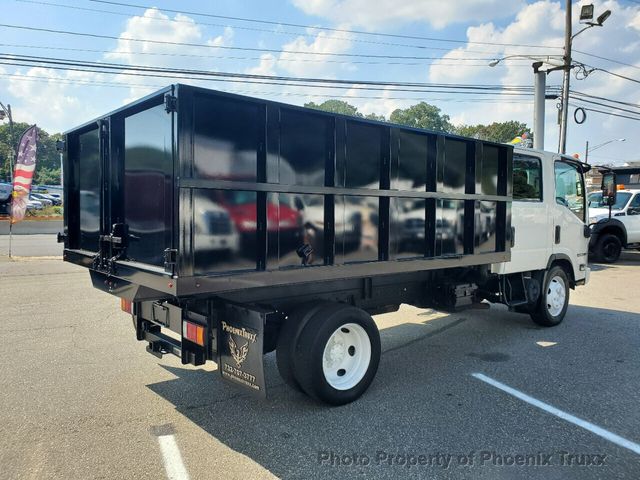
(292, 0, 525, 29)
(276, 27, 354, 76)
(5, 67, 99, 132)
(425, 0, 640, 162)
(106, 8, 236, 101)
(245, 53, 278, 76)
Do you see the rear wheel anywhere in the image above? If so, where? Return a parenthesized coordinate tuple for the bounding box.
(291, 303, 381, 405)
(530, 266, 570, 327)
(594, 233, 622, 263)
(276, 301, 328, 392)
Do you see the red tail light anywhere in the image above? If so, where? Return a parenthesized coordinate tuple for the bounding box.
(183, 320, 205, 346)
(120, 299, 132, 314)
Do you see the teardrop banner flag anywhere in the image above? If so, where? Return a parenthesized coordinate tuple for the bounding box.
(11, 125, 38, 224)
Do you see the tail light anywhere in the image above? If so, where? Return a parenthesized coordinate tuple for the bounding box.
(120, 298, 132, 314)
(183, 320, 205, 346)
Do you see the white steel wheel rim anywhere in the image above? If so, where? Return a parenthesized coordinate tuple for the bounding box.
(546, 275, 566, 317)
(322, 323, 371, 391)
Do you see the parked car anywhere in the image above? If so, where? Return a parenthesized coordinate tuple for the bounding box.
(27, 199, 43, 210)
(0, 183, 11, 216)
(588, 188, 640, 262)
(38, 193, 62, 206)
(30, 193, 53, 207)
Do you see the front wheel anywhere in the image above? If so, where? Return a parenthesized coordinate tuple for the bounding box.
(292, 303, 381, 405)
(594, 233, 622, 263)
(530, 266, 570, 327)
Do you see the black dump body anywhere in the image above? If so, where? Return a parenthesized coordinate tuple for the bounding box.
(62, 84, 512, 306)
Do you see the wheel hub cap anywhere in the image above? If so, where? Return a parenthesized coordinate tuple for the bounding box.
(322, 323, 371, 390)
(546, 275, 566, 317)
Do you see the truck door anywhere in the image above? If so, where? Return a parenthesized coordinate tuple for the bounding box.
(501, 152, 551, 274)
(624, 193, 640, 243)
(120, 100, 174, 268)
(553, 159, 588, 280)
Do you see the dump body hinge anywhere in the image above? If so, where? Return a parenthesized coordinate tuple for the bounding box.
(93, 223, 129, 276)
(164, 248, 178, 273)
(164, 93, 178, 113)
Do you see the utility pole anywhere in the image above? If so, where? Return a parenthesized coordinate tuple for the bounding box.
(558, 0, 572, 155)
(533, 62, 546, 150)
(585, 140, 589, 163)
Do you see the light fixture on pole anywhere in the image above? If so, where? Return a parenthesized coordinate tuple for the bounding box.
(489, 55, 563, 150)
(557, 3, 612, 155)
(585, 138, 625, 163)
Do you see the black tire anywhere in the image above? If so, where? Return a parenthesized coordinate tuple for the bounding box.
(276, 301, 329, 392)
(292, 303, 381, 406)
(530, 266, 570, 327)
(594, 233, 622, 263)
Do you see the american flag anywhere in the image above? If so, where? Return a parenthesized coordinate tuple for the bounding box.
(11, 125, 38, 224)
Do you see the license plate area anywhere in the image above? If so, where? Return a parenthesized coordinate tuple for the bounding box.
(218, 304, 267, 397)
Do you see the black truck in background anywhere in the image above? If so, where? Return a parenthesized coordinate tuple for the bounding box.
(60, 84, 586, 405)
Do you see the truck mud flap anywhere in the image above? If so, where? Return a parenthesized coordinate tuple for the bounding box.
(218, 304, 267, 398)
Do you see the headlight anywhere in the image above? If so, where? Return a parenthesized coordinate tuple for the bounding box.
(588, 217, 599, 224)
(240, 219, 257, 230)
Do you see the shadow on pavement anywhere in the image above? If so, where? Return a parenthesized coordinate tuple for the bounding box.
(145, 305, 640, 479)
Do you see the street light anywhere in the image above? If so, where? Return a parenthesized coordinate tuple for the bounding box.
(585, 138, 625, 163)
(0, 101, 15, 183)
(489, 55, 564, 150)
(488, 55, 564, 68)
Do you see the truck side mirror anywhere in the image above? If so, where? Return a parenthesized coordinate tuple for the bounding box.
(601, 172, 617, 207)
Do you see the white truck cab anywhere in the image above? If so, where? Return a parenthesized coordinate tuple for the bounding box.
(588, 188, 640, 262)
(492, 147, 591, 325)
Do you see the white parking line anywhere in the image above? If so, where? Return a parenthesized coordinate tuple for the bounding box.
(157, 434, 190, 480)
(472, 373, 640, 456)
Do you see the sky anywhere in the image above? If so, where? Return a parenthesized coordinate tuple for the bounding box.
(1, 0, 639, 165)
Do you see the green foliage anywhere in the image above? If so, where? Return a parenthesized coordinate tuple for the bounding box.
(304, 100, 363, 117)
(389, 103, 454, 133)
(0, 123, 62, 184)
(364, 112, 386, 121)
(455, 121, 531, 144)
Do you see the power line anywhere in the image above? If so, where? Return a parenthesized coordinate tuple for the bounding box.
(87, 0, 564, 51)
(0, 59, 542, 97)
(0, 43, 536, 67)
(569, 95, 640, 117)
(13, 0, 555, 54)
(568, 103, 640, 122)
(571, 90, 640, 109)
(574, 49, 640, 71)
(591, 67, 640, 85)
(0, 23, 557, 61)
(0, 53, 541, 92)
(0, 72, 535, 103)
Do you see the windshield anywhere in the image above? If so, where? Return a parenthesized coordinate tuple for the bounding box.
(588, 191, 631, 210)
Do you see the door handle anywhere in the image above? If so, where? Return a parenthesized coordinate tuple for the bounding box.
(555, 225, 561, 244)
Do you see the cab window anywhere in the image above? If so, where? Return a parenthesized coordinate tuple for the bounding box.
(629, 194, 640, 215)
(554, 161, 585, 221)
(513, 154, 542, 201)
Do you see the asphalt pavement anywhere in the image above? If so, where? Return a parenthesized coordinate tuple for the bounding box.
(0, 234, 62, 257)
(0, 250, 639, 479)
(0, 219, 62, 235)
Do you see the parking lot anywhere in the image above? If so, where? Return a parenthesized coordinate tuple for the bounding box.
(1, 238, 639, 479)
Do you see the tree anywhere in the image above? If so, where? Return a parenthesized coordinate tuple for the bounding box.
(364, 112, 386, 122)
(304, 100, 362, 117)
(389, 102, 454, 133)
(0, 123, 62, 184)
(455, 121, 531, 144)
